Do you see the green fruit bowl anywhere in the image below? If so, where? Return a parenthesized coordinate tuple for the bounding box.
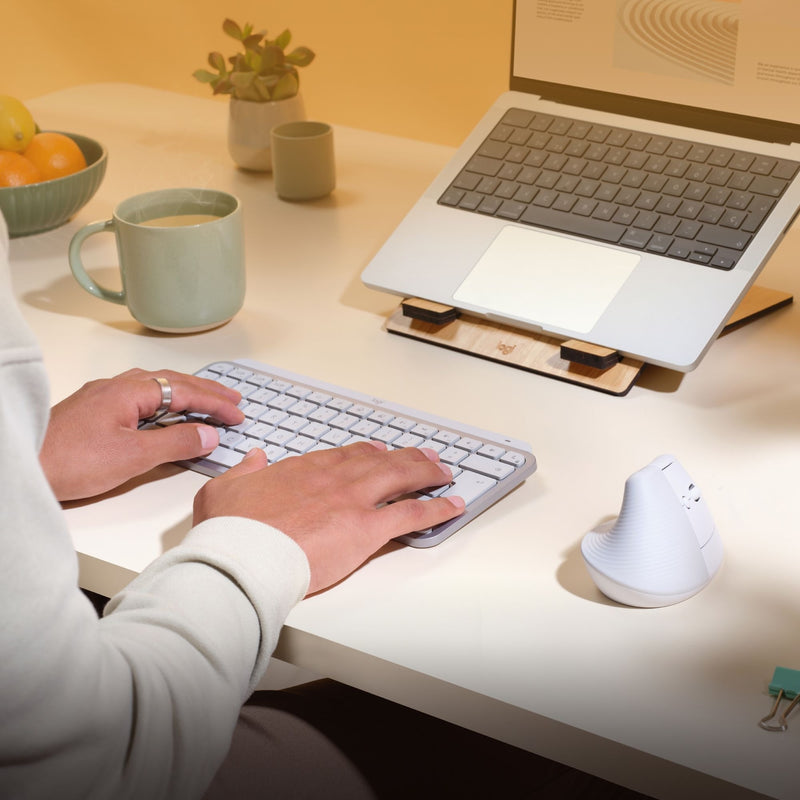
(0, 132, 107, 238)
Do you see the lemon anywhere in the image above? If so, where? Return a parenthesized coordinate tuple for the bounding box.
(0, 95, 37, 153)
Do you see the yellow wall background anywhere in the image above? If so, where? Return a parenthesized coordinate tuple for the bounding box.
(2, 0, 513, 147)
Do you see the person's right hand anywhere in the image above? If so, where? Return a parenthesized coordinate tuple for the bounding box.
(192, 442, 465, 594)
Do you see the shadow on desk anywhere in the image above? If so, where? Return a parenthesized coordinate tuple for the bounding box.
(21, 268, 272, 348)
(557, 540, 621, 606)
(62, 464, 184, 510)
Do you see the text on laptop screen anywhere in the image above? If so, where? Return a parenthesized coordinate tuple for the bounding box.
(513, 0, 800, 129)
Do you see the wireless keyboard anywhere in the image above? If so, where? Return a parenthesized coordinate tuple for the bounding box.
(157, 359, 536, 547)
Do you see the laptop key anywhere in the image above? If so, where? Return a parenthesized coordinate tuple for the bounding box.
(696, 226, 751, 250)
(521, 206, 626, 243)
(497, 200, 526, 220)
(750, 175, 787, 197)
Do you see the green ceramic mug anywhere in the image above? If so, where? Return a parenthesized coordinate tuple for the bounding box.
(68, 187, 245, 332)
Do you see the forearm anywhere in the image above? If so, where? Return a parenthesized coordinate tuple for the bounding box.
(1, 511, 308, 800)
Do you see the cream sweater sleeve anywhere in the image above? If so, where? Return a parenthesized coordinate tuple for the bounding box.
(0, 212, 311, 800)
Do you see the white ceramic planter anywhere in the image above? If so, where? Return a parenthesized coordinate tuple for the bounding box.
(227, 94, 306, 172)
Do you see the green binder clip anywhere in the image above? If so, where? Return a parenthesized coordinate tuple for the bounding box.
(759, 667, 800, 732)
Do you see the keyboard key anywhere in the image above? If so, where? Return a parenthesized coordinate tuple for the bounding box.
(206, 446, 244, 468)
(440, 447, 469, 465)
(321, 429, 351, 446)
(442, 471, 498, 505)
(461, 453, 516, 480)
(286, 436, 317, 454)
(750, 175, 787, 197)
(521, 205, 626, 243)
(696, 226, 751, 250)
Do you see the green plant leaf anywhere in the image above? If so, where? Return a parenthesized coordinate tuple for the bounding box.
(272, 72, 299, 101)
(223, 18, 244, 40)
(274, 29, 292, 50)
(230, 71, 255, 90)
(193, 69, 218, 84)
(230, 53, 248, 71)
(253, 77, 273, 101)
(208, 51, 226, 72)
(285, 46, 315, 67)
(260, 44, 284, 71)
(212, 77, 233, 96)
(242, 33, 263, 52)
(244, 49, 261, 71)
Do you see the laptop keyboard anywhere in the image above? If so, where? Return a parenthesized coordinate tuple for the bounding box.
(150, 359, 536, 548)
(438, 108, 800, 270)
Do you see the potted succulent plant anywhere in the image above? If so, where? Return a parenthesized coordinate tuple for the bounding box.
(194, 19, 315, 171)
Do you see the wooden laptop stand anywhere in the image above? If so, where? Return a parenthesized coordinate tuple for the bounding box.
(385, 286, 793, 396)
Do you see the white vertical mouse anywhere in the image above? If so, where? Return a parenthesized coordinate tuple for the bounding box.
(581, 455, 723, 607)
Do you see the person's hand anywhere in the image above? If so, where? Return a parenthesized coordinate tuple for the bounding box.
(192, 442, 465, 594)
(39, 368, 244, 501)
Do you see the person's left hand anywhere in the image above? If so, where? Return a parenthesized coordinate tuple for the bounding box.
(39, 368, 244, 501)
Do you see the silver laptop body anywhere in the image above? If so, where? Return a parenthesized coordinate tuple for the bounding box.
(362, 0, 800, 371)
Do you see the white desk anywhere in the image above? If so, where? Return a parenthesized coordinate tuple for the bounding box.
(10, 84, 800, 800)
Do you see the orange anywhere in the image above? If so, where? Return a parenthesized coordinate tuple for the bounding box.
(24, 132, 86, 181)
(0, 150, 42, 186)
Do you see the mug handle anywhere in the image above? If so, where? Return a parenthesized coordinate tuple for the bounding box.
(68, 219, 126, 305)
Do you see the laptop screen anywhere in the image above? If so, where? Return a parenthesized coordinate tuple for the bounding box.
(511, 0, 800, 140)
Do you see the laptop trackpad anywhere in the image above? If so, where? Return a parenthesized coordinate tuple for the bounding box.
(453, 226, 640, 334)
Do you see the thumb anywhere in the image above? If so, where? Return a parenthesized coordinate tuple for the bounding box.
(135, 422, 220, 467)
(221, 445, 269, 478)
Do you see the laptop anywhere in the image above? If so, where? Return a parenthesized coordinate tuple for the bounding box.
(361, 0, 800, 371)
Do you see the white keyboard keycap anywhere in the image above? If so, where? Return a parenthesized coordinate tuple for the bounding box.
(300, 421, 331, 440)
(461, 453, 515, 480)
(442, 470, 497, 505)
(260, 409, 288, 427)
(440, 446, 468, 465)
(206, 446, 244, 468)
(478, 444, 506, 460)
(308, 407, 338, 424)
(279, 415, 307, 433)
(235, 438, 264, 454)
(228, 367, 253, 382)
(266, 429, 294, 446)
(219, 431, 245, 449)
(501, 451, 527, 468)
(330, 413, 359, 430)
(393, 433, 425, 449)
(263, 444, 288, 462)
(327, 397, 353, 412)
(370, 410, 395, 425)
(351, 419, 380, 437)
(244, 421, 273, 440)
(287, 436, 316, 454)
(321, 428, 351, 446)
(288, 400, 317, 417)
(249, 388, 278, 405)
(372, 426, 402, 445)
